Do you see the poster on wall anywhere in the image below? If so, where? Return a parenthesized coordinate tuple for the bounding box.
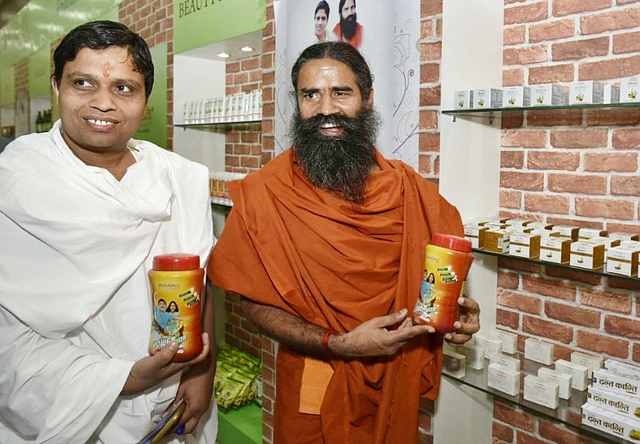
(274, 0, 420, 168)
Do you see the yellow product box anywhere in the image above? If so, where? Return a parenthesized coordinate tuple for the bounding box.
(454, 90, 472, 110)
(620, 75, 640, 103)
(484, 229, 510, 254)
(550, 225, 580, 241)
(531, 83, 566, 106)
(581, 402, 640, 442)
(508, 233, 541, 259)
(527, 221, 554, 231)
(504, 218, 531, 228)
(609, 232, 640, 242)
(502, 86, 531, 107)
(606, 245, 640, 277)
(570, 240, 605, 270)
(569, 80, 604, 105)
(463, 224, 489, 249)
(578, 227, 607, 240)
(471, 88, 502, 109)
(540, 236, 571, 264)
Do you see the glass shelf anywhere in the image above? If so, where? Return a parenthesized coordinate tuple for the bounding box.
(175, 118, 261, 129)
(443, 356, 627, 443)
(441, 102, 640, 122)
(211, 197, 233, 207)
(472, 248, 640, 285)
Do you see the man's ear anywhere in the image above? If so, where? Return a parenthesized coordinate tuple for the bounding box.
(367, 88, 374, 107)
(51, 76, 59, 103)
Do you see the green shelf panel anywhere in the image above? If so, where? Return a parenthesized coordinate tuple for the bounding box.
(217, 403, 262, 444)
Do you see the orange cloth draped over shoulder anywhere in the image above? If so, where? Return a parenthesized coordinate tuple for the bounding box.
(332, 22, 363, 49)
(208, 149, 464, 444)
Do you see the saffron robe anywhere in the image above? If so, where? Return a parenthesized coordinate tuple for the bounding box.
(0, 121, 217, 444)
(208, 149, 463, 444)
(332, 22, 364, 49)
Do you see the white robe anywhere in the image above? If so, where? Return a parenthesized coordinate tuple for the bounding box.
(0, 121, 218, 443)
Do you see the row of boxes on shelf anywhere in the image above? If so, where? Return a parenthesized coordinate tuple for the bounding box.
(444, 332, 596, 402)
(464, 218, 640, 276)
(444, 330, 640, 441)
(214, 344, 263, 411)
(454, 76, 640, 109)
(583, 360, 640, 442)
(209, 172, 246, 206)
(183, 89, 263, 124)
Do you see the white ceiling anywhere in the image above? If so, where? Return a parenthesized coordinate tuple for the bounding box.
(178, 30, 263, 63)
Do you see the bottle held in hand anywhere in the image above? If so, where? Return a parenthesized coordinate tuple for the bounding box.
(148, 253, 204, 361)
(412, 234, 474, 332)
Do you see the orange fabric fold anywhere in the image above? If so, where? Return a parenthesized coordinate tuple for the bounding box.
(299, 357, 335, 415)
(208, 149, 463, 444)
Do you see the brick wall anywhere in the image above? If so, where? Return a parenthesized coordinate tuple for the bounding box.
(497, 1, 640, 442)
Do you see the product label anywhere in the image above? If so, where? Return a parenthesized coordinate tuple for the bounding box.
(149, 269, 204, 361)
(412, 244, 473, 332)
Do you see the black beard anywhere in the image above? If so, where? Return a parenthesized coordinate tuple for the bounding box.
(341, 13, 357, 39)
(290, 105, 380, 205)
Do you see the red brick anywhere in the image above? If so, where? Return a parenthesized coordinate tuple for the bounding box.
(606, 314, 640, 340)
(420, 42, 442, 62)
(586, 108, 640, 126)
(529, 19, 575, 43)
(614, 30, 640, 54)
(497, 307, 521, 330)
(576, 330, 630, 358)
(502, 130, 547, 148)
(522, 315, 574, 343)
(493, 421, 514, 442)
(548, 174, 607, 194)
(539, 421, 600, 444)
(420, 86, 441, 107)
(504, 1, 549, 25)
(503, 68, 526, 87)
(553, 0, 612, 16)
(527, 109, 582, 127)
(501, 150, 525, 168)
(500, 190, 523, 209)
(580, 288, 634, 314)
(527, 151, 579, 170)
(528, 64, 575, 84)
(522, 275, 577, 301)
(493, 401, 537, 431)
(420, 63, 440, 84)
(575, 197, 635, 219)
(544, 300, 601, 328)
(584, 152, 638, 172)
(578, 55, 640, 80)
(581, 8, 640, 35)
(421, 0, 442, 16)
(420, 109, 438, 131)
(504, 25, 526, 45)
(552, 37, 609, 62)
(524, 193, 571, 214)
(497, 290, 543, 314)
(419, 132, 440, 152)
(613, 128, 640, 148)
(501, 171, 544, 190)
(550, 129, 608, 148)
(504, 45, 548, 65)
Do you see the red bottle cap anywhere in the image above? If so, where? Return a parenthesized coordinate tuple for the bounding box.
(430, 233, 472, 253)
(153, 253, 200, 271)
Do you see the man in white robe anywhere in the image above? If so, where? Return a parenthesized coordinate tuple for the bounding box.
(0, 21, 217, 443)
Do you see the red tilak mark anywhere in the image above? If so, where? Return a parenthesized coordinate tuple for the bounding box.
(103, 63, 111, 77)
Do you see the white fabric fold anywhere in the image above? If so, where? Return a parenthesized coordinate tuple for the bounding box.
(0, 121, 217, 443)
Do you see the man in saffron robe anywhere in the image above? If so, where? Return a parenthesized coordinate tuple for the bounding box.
(208, 41, 480, 444)
(332, 0, 363, 48)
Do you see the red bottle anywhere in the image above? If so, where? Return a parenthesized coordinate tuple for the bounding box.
(412, 234, 474, 332)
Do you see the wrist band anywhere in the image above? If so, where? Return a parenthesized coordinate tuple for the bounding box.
(322, 330, 338, 359)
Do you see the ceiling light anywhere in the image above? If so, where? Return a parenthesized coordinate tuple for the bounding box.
(240, 46, 254, 52)
(217, 52, 230, 58)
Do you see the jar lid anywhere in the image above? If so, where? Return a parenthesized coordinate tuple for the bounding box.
(430, 233, 472, 253)
(153, 253, 200, 271)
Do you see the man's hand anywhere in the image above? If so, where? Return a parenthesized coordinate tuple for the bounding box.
(329, 308, 434, 357)
(444, 297, 480, 345)
(170, 347, 216, 436)
(120, 333, 211, 395)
